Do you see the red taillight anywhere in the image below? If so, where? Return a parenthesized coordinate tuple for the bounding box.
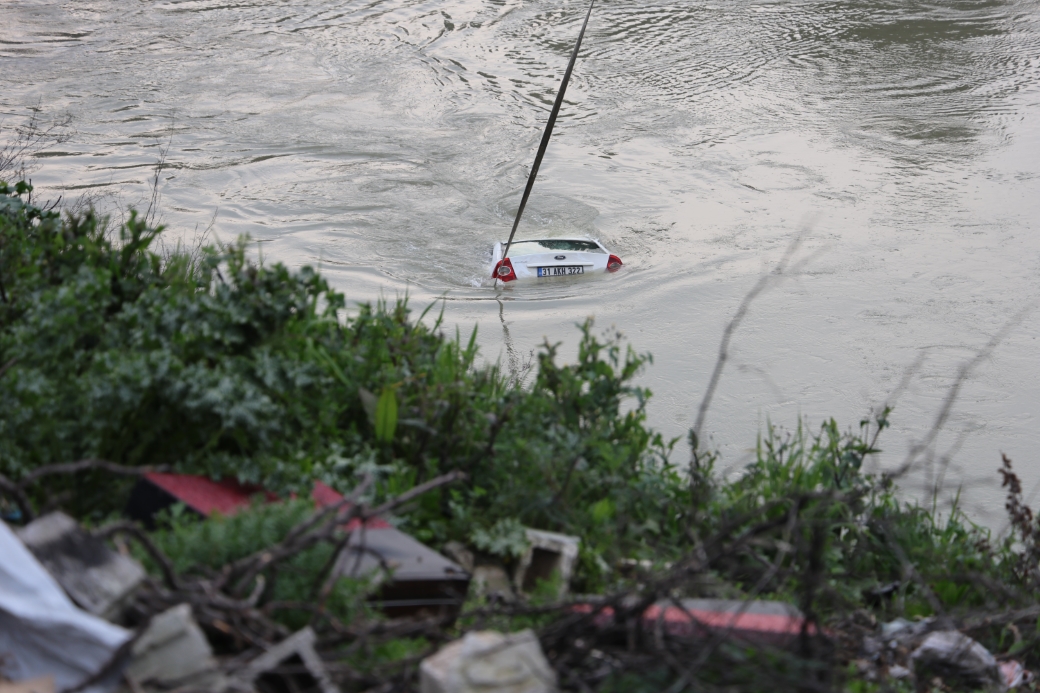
(607, 254, 623, 272)
(492, 258, 517, 282)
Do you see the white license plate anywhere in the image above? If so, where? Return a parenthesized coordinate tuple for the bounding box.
(537, 266, 584, 277)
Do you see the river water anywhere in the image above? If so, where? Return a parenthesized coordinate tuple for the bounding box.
(4, 0, 1040, 526)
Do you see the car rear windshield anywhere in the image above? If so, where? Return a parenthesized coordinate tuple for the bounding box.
(504, 240, 605, 255)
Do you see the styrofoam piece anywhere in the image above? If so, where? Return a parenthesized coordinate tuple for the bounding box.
(0, 520, 132, 693)
(420, 629, 556, 693)
(513, 529, 579, 598)
(16, 512, 145, 620)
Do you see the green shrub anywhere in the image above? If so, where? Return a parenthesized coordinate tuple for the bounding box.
(0, 179, 1025, 621)
(690, 415, 1011, 618)
(0, 181, 688, 585)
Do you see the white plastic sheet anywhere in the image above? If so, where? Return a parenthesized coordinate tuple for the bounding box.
(0, 520, 131, 693)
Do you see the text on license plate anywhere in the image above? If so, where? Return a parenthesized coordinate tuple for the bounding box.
(537, 266, 584, 277)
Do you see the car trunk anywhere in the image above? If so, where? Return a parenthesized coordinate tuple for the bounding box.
(512, 252, 596, 269)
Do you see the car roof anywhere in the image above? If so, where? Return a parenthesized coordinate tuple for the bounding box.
(501, 238, 603, 244)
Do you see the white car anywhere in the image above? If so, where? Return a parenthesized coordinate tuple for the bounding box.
(490, 238, 623, 282)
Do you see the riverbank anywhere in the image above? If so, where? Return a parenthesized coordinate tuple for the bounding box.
(3, 182, 1040, 691)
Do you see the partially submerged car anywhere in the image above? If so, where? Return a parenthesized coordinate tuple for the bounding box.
(490, 238, 622, 282)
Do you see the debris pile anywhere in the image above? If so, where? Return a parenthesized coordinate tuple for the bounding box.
(3, 464, 1040, 692)
(0, 467, 470, 693)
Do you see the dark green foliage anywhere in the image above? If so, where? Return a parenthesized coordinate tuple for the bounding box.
(687, 415, 1012, 624)
(7, 179, 1040, 686)
(0, 181, 687, 583)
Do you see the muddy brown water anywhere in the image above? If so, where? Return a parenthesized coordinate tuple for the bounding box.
(4, 0, 1040, 527)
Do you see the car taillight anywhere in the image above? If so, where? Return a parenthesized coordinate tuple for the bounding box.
(492, 258, 517, 282)
(607, 254, 623, 272)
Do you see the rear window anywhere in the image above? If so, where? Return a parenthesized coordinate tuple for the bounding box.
(504, 240, 605, 256)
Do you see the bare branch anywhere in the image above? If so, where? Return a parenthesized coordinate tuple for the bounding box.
(892, 303, 1035, 478)
(94, 520, 181, 590)
(692, 236, 820, 444)
(19, 459, 164, 486)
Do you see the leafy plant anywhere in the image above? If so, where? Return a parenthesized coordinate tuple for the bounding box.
(0, 181, 688, 586)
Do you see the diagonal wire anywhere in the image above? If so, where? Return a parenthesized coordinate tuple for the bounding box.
(500, 0, 596, 268)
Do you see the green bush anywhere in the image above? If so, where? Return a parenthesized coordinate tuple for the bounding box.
(0, 181, 688, 584)
(1, 179, 1027, 624)
(691, 415, 1011, 619)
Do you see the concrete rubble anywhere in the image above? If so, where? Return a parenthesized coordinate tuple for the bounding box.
(16, 512, 146, 621)
(231, 627, 339, 693)
(513, 529, 579, 599)
(420, 629, 556, 693)
(123, 604, 224, 692)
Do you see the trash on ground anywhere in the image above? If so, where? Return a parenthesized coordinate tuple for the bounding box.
(910, 630, 1004, 691)
(514, 529, 580, 598)
(124, 604, 223, 691)
(232, 627, 339, 693)
(334, 524, 470, 619)
(420, 629, 557, 693)
(887, 664, 911, 679)
(0, 520, 132, 693)
(1000, 660, 1032, 689)
(126, 472, 289, 526)
(16, 511, 145, 621)
(880, 616, 934, 644)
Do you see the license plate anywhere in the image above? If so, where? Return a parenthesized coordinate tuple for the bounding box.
(537, 266, 584, 277)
